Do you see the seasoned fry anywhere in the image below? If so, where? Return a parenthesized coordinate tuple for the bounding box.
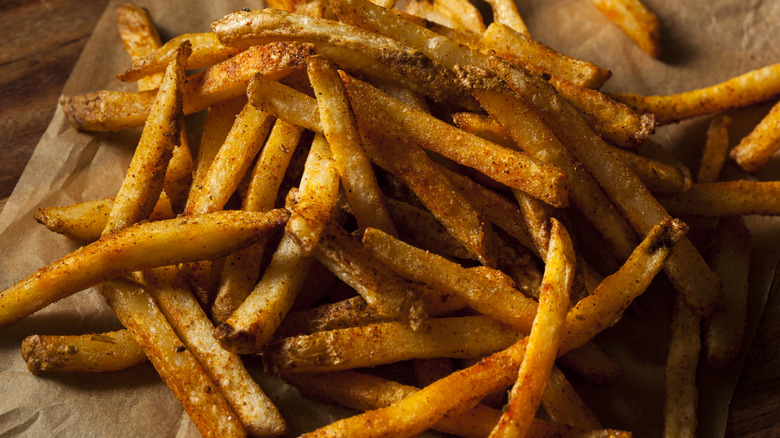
(105, 41, 190, 232)
(663, 294, 701, 438)
(730, 99, 780, 172)
(385, 198, 475, 260)
(213, 119, 304, 324)
(592, 0, 661, 58)
(0, 210, 288, 327)
(119, 32, 242, 83)
(698, 115, 732, 183)
(491, 219, 575, 438)
(139, 266, 288, 436)
(480, 23, 611, 89)
(610, 146, 691, 195)
(704, 217, 751, 368)
(559, 218, 687, 353)
(547, 76, 655, 147)
(115, 3, 164, 91)
(60, 42, 313, 131)
(314, 223, 426, 328)
(658, 181, 780, 216)
(269, 316, 519, 372)
(99, 279, 245, 438)
(21, 329, 146, 374)
(307, 56, 396, 235)
(285, 134, 340, 255)
(611, 63, 780, 124)
(183, 101, 275, 216)
(363, 228, 538, 333)
(34, 195, 173, 243)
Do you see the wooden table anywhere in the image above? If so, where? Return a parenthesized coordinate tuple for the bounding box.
(0, 1, 777, 436)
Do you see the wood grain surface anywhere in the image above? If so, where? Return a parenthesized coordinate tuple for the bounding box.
(0, 1, 777, 437)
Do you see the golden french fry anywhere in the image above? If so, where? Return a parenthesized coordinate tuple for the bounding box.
(704, 217, 751, 368)
(60, 42, 313, 131)
(698, 115, 733, 183)
(730, 99, 780, 172)
(99, 278, 245, 438)
(34, 195, 173, 243)
(559, 218, 687, 353)
(592, 0, 661, 58)
(268, 316, 518, 372)
(663, 294, 701, 438)
(139, 266, 288, 437)
(21, 329, 146, 374)
(285, 134, 341, 255)
(363, 228, 538, 333)
(0, 210, 288, 327)
(307, 55, 397, 235)
(183, 101, 275, 216)
(115, 2, 164, 91)
(612, 64, 780, 124)
(658, 181, 780, 216)
(118, 32, 242, 83)
(104, 41, 190, 233)
(480, 23, 611, 89)
(213, 118, 304, 324)
(491, 219, 575, 438)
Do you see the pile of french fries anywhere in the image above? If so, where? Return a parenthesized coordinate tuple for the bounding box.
(2, 0, 779, 436)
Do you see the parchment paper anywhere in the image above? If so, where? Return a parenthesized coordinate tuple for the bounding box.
(1, 0, 778, 436)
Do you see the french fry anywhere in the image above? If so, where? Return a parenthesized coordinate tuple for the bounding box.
(307, 55, 397, 235)
(60, 42, 313, 131)
(104, 41, 190, 232)
(212, 119, 304, 324)
(215, 233, 313, 354)
(314, 222, 427, 328)
(0, 210, 288, 327)
(480, 23, 611, 89)
(115, 3, 164, 91)
(483, 0, 529, 36)
(490, 219, 575, 438)
(268, 316, 519, 372)
(592, 0, 661, 58)
(704, 217, 751, 368)
(21, 329, 146, 374)
(609, 146, 691, 195)
(559, 218, 687, 353)
(284, 371, 630, 438)
(547, 76, 655, 147)
(451, 111, 516, 148)
(341, 74, 569, 208)
(99, 279, 245, 438)
(183, 101, 275, 216)
(513, 189, 555, 258)
(276, 296, 392, 338)
(663, 294, 701, 438)
(730, 99, 780, 172)
(611, 63, 780, 124)
(658, 181, 780, 216)
(363, 228, 538, 333)
(118, 32, 242, 83)
(285, 134, 341, 255)
(698, 115, 733, 183)
(542, 366, 603, 430)
(34, 195, 173, 243)
(139, 266, 288, 437)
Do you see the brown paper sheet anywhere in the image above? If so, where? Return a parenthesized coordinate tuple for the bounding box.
(0, 0, 778, 436)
